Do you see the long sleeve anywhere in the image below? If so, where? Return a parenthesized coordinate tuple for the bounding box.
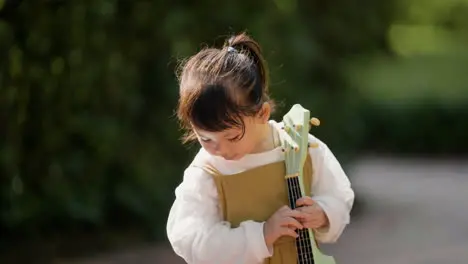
(166, 166, 272, 264)
(308, 135, 355, 243)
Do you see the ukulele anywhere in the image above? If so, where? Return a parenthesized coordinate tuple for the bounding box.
(280, 104, 336, 264)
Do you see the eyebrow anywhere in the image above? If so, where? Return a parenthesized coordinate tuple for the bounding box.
(196, 131, 217, 139)
(197, 133, 211, 139)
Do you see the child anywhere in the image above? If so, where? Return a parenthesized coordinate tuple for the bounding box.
(166, 32, 354, 264)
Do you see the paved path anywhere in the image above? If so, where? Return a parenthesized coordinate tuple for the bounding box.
(327, 157, 468, 264)
(66, 157, 468, 264)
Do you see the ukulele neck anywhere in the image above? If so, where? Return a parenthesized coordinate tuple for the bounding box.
(286, 175, 315, 264)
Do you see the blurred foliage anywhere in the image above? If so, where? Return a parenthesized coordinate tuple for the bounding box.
(0, 0, 466, 261)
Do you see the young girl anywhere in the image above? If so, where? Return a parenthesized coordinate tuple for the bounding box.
(166, 32, 354, 264)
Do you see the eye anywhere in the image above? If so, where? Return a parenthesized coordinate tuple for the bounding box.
(227, 135, 241, 142)
(200, 137, 211, 143)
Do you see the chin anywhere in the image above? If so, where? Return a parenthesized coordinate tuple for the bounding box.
(222, 154, 243, 161)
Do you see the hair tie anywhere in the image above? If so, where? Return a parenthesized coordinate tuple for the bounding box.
(227, 46, 237, 53)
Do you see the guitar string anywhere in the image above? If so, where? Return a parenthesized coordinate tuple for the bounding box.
(287, 128, 314, 264)
(287, 176, 303, 263)
(288, 177, 305, 264)
(281, 123, 314, 263)
(292, 126, 312, 264)
(290, 176, 313, 264)
(284, 137, 301, 263)
(285, 131, 304, 264)
(288, 176, 314, 264)
(293, 176, 314, 264)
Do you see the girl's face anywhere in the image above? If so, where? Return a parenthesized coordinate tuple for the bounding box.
(193, 105, 271, 161)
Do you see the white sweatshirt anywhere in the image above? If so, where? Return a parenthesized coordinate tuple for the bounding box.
(166, 121, 354, 264)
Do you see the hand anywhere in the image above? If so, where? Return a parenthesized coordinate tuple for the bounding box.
(263, 205, 306, 248)
(296, 196, 329, 229)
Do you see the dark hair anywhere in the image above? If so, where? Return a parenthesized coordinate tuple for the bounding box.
(176, 32, 275, 143)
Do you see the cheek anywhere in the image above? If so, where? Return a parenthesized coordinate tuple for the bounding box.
(199, 141, 214, 152)
(232, 140, 251, 152)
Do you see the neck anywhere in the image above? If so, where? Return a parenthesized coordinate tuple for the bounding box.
(249, 121, 278, 154)
(286, 176, 314, 263)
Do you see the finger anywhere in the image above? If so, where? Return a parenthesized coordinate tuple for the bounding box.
(280, 227, 299, 238)
(296, 206, 313, 214)
(302, 221, 316, 229)
(296, 196, 315, 207)
(281, 216, 303, 230)
(285, 209, 308, 219)
(304, 216, 327, 228)
(296, 205, 320, 215)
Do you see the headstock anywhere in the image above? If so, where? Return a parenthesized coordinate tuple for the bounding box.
(280, 104, 320, 176)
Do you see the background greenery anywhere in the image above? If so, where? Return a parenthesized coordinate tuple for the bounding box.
(0, 0, 467, 262)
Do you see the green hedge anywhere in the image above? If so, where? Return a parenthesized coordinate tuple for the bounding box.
(0, 0, 466, 261)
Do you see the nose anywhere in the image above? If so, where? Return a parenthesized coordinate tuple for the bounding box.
(213, 142, 228, 156)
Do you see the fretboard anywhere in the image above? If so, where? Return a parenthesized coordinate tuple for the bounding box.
(286, 175, 315, 264)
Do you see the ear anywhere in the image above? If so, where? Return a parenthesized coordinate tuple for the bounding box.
(257, 102, 271, 123)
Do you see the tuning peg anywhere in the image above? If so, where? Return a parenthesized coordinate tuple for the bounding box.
(310, 117, 320, 127)
(295, 124, 302, 131)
